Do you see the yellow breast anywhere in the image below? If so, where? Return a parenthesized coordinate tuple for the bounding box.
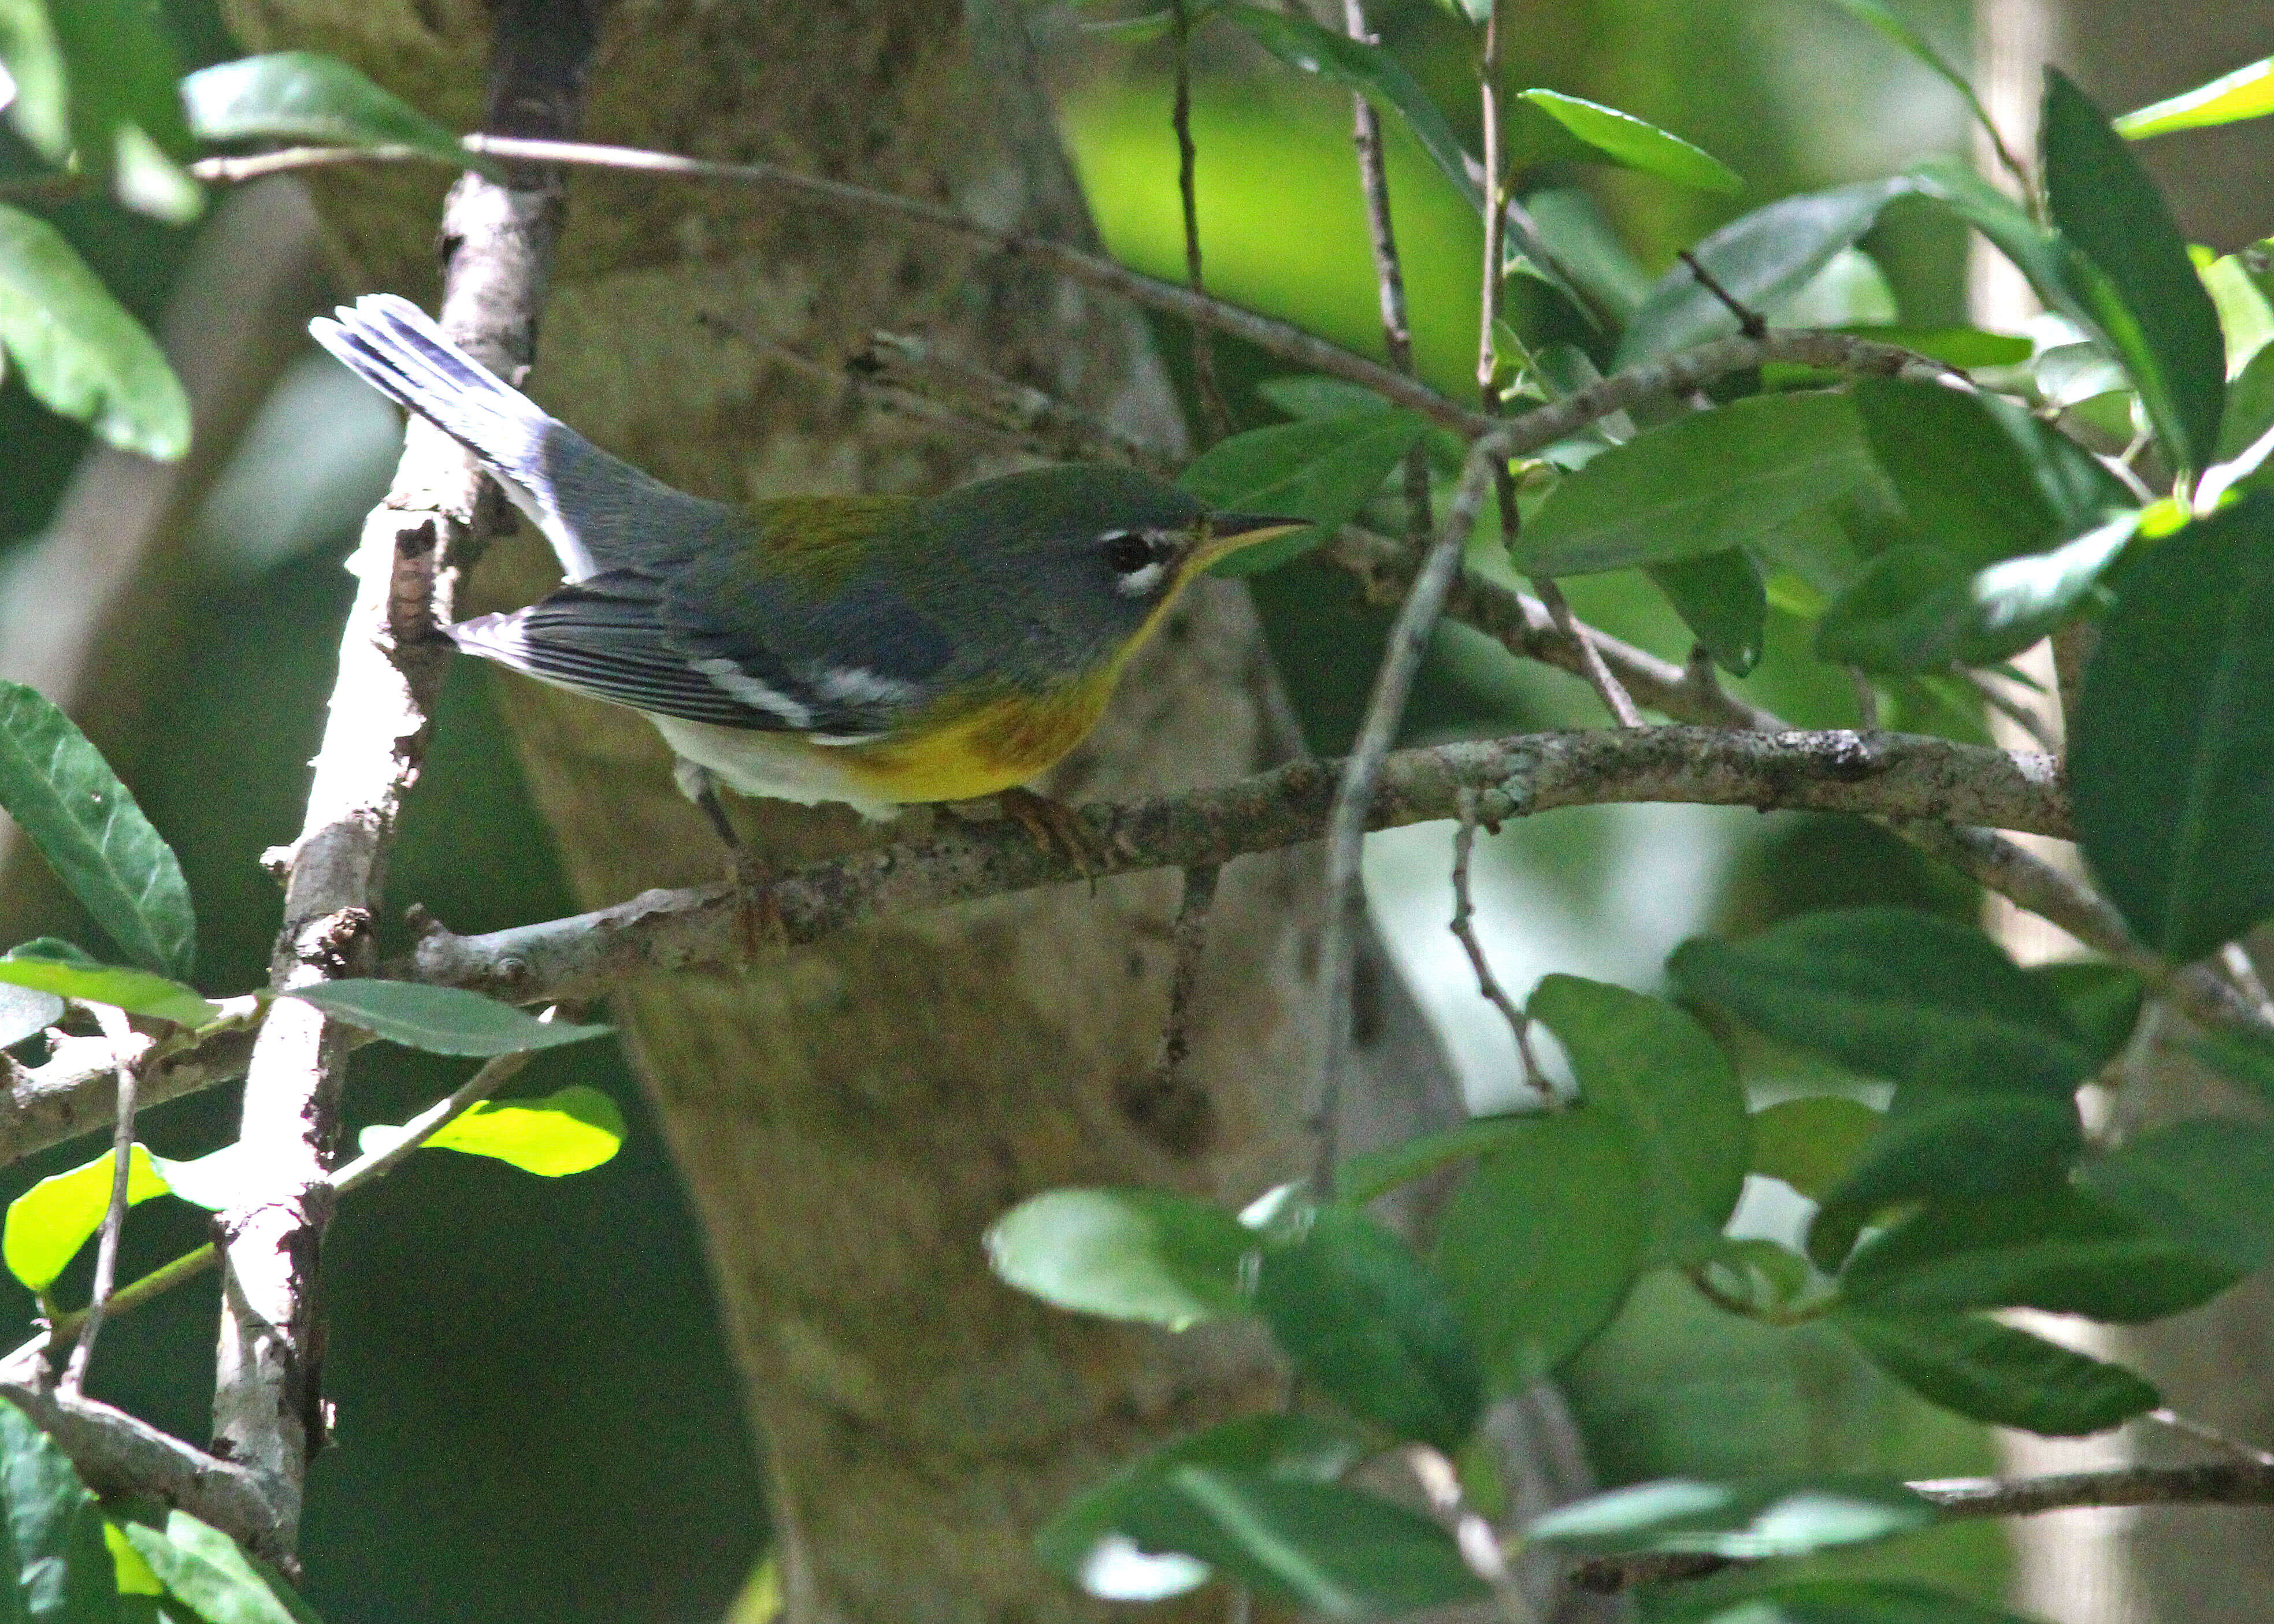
(832, 665, 1123, 805)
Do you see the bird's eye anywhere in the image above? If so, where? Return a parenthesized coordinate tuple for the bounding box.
(1103, 530, 1154, 575)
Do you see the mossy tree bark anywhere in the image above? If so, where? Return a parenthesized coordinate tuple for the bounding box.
(216, 2, 1463, 1617)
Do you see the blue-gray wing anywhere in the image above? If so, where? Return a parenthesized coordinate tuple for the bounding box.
(446, 567, 954, 739)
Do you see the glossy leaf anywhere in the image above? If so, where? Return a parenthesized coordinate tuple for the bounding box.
(1518, 392, 1878, 576)
(1839, 1187, 2239, 1321)
(0, 954, 212, 1030)
(181, 52, 476, 171)
(0, 207, 188, 459)
(3, 1144, 171, 1294)
(1748, 1095, 1882, 1201)
(1839, 324, 2033, 369)
(986, 1188, 1251, 1329)
(1659, 1580, 2041, 1623)
(1216, 6, 1478, 211)
(1815, 516, 2136, 674)
(356, 1085, 627, 1177)
(1516, 91, 1739, 194)
(1530, 975, 1749, 1263)
(1834, 1307, 2158, 1434)
(1255, 1206, 1482, 1450)
(2071, 495, 2274, 962)
(1646, 548, 1766, 675)
(0, 1395, 123, 1622)
(1179, 410, 1426, 576)
(1434, 1105, 1650, 1388)
(2116, 57, 2274, 139)
(1616, 178, 1913, 365)
(1111, 1467, 1488, 1619)
(1668, 908, 2095, 1098)
(2043, 70, 2225, 471)
(280, 980, 611, 1056)
(2080, 1118, 2274, 1274)
(1526, 1474, 1934, 1559)
(1037, 1414, 1370, 1601)
(121, 1510, 312, 1624)
(0, 682, 192, 976)
(1807, 1091, 2082, 1270)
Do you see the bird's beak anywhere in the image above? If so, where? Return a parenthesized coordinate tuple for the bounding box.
(1194, 512, 1310, 570)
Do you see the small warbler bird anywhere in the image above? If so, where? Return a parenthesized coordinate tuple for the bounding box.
(309, 295, 1302, 842)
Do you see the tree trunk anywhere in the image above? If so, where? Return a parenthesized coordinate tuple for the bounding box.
(216, 2, 1464, 1616)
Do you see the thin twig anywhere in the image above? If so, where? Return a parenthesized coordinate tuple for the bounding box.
(1311, 437, 1519, 1199)
(2151, 1408, 2274, 1469)
(1451, 789, 1546, 1098)
(1170, 0, 1232, 444)
(1340, 0, 1431, 541)
(1122, 867, 1223, 1154)
(1533, 579, 1643, 726)
(329, 1044, 543, 1195)
(60, 1006, 141, 1395)
(1407, 1445, 1539, 1624)
(2219, 945, 2274, 1027)
(1965, 666, 2059, 750)
(1677, 248, 1767, 339)
(1850, 668, 1881, 731)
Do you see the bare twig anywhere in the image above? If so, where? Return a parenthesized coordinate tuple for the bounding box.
(1170, 0, 1231, 444)
(1451, 789, 1546, 1097)
(1122, 866, 1223, 1154)
(2151, 1408, 2274, 1469)
(1677, 248, 1767, 340)
(1340, 0, 1432, 541)
(1531, 579, 1643, 726)
(1408, 1445, 1538, 1624)
(60, 1006, 140, 1394)
(1965, 666, 2060, 750)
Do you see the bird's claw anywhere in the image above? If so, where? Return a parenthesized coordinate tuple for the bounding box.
(995, 786, 1109, 876)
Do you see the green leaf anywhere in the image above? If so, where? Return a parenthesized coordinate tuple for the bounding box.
(1853, 376, 2125, 566)
(1814, 516, 2137, 674)
(1530, 975, 1749, 1264)
(27, 0, 199, 220)
(2116, 57, 2274, 139)
(1526, 1474, 1934, 1559)
(1515, 91, 1739, 194)
(1668, 908, 2096, 1098)
(1646, 548, 1766, 675)
(1037, 1414, 1370, 1601)
(2043, 70, 2226, 471)
(0, 209, 189, 458)
(1255, 1206, 1482, 1450)
(2191, 1025, 2274, 1107)
(2026, 962, 2144, 1070)
(1254, 375, 1395, 422)
(1907, 158, 2087, 330)
(1178, 410, 1427, 575)
(0, 953, 212, 1030)
(1111, 1467, 1488, 1619)
(1215, 6, 1479, 213)
(356, 1085, 626, 1177)
(0, 0, 67, 157)
(1522, 187, 1655, 319)
(0, 984, 63, 1049)
(1337, 1113, 1536, 1208)
(123, 1510, 311, 1624)
(1616, 178, 1914, 365)
(1834, 1306, 2158, 1434)
(2079, 1118, 2274, 1274)
(1807, 1092, 2082, 1270)
(1517, 392, 1879, 576)
(1660, 1579, 2041, 1623)
(1839, 324, 2034, 369)
(1839, 1187, 2239, 1321)
(2219, 340, 2274, 466)
(2070, 495, 2274, 961)
(986, 1188, 1252, 1330)
(280, 980, 612, 1056)
(1434, 1106, 1650, 1388)
(1693, 1237, 1828, 1320)
(1748, 1095, 1882, 1201)
(181, 53, 478, 172)
(3, 1143, 172, 1294)
(0, 1395, 123, 1623)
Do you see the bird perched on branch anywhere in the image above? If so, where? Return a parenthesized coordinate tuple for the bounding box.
(310, 295, 1300, 922)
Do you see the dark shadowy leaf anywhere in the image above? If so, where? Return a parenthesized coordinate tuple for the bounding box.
(1748, 1095, 1882, 1201)
(1834, 1307, 2158, 1434)
(2079, 1118, 2274, 1275)
(0, 1395, 122, 1622)
(1179, 410, 1427, 575)
(2071, 495, 2274, 962)
(1338, 1113, 1537, 1208)
(2024, 962, 2144, 1071)
(1646, 548, 1766, 675)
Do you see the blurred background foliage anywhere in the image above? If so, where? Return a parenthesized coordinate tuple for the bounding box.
(0, 0, 2192, 1616)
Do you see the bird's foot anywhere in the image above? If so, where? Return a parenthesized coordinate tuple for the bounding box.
(689, 768, 788, 964)
(993, 786, 1109, 876)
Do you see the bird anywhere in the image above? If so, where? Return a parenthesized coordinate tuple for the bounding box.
(308, 295, 1303, 908)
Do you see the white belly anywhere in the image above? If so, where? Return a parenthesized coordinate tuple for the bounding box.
(651, 716, 899, 821)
